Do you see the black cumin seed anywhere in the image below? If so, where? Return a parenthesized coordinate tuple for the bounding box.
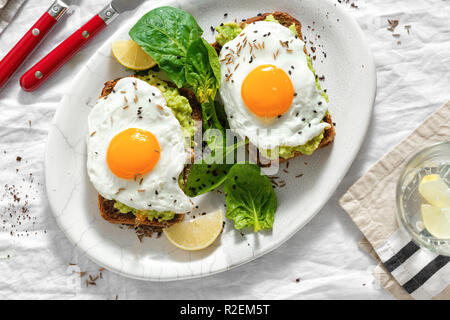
(210, 26, 214, 32)
(196, 178, 200, 182)
(294, 93, 298, 96)
(308, 123, 311, 127)
(257, 13, 262, 16)
(277, 115, 282, 118)
(302, 118, 305, 121)
(313, 110, 317, 113)
(148, 98, 151, 103)
(172, 177, 177, 181)
(224, 13, 228, 17)
(155, 190, 159, 195)
(295, 113, 299, 117)
(298, 131, 302, 134)
(318, 101, 322, 105)
(220, 23, 224, 26)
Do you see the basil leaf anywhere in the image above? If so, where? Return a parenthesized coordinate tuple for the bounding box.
(185, 38, 221, 103)
(129, 6, 203, 88)
(224, 164, 277, 232)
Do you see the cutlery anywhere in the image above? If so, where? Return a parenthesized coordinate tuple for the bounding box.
(0, 0, 70, 90)
(20, 0, 142, 92)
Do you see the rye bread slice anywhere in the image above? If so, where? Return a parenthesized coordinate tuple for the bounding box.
(96, 77, 202, 230)
(212, 11, 336, 164)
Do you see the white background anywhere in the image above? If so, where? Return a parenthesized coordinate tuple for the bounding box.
(0, 0, 449, 299)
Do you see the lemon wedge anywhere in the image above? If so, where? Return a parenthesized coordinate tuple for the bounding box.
(421, 204, 450, 239)
(418, 174, 450, 208)
(112, 40, 156, 70)
(163, 210, 223, 251)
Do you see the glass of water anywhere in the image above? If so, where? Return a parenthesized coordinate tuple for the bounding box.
(396, 141, 450, 256)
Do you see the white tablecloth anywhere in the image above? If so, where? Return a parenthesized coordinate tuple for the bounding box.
(0, 0, 449, 300)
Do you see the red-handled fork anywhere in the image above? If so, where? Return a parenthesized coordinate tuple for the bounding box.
(20, 0, 143, 92)
(0, 0, 70, 90)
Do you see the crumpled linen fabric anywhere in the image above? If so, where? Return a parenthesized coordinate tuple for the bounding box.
(0, 0, 448, 299)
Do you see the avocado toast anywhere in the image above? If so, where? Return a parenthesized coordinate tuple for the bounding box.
(96, 76, 202, 231)
(213, 11, 336, 165)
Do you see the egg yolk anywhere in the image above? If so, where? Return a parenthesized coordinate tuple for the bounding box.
(241, 64, 295, 118)
(107, 128, 161, 179)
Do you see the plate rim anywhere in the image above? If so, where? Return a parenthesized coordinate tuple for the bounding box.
(45, 0, 377, 281)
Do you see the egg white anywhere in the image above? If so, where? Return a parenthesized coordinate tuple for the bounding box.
(87, 77, 192, 213)
(219, 21, 330, 150)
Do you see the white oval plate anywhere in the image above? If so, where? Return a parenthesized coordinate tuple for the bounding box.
(45, 0, 376, 281)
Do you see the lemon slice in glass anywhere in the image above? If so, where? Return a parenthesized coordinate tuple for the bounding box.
(163, 210, 223, 251)
(418, 174, 450, 208)
(112, 40, 156, 70)
(421, 204, 450, 239)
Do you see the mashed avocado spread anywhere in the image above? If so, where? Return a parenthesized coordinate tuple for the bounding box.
(113, 201, 175, 222)
(111, 72, 193, 219)
(137, 71, 195, 146)
(215, 15, 329, 159)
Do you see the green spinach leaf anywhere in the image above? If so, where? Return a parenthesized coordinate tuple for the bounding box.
(184, 139, 247, 197)
(129, 6, 203, 88)
(224, 164, 277, 232)
(214, 100, 230, 130)
(185, 38, 221, 103)
(184, 162, 232, 197)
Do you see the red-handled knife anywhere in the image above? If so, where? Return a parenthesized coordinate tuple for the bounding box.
(0, 0, 69, 90)
(20, 0, 142, 92)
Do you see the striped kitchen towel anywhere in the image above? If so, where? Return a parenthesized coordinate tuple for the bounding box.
(339, 101, 450, 300)
(0, 0, 27, 35)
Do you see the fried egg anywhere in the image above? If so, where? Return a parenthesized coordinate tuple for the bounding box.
(219, 21, 330, 150)
(87, 77, 192, 213)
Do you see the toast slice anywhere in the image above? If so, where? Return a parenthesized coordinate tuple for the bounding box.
(212, 11, 336, 164)
(96, 77, 202, 231)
